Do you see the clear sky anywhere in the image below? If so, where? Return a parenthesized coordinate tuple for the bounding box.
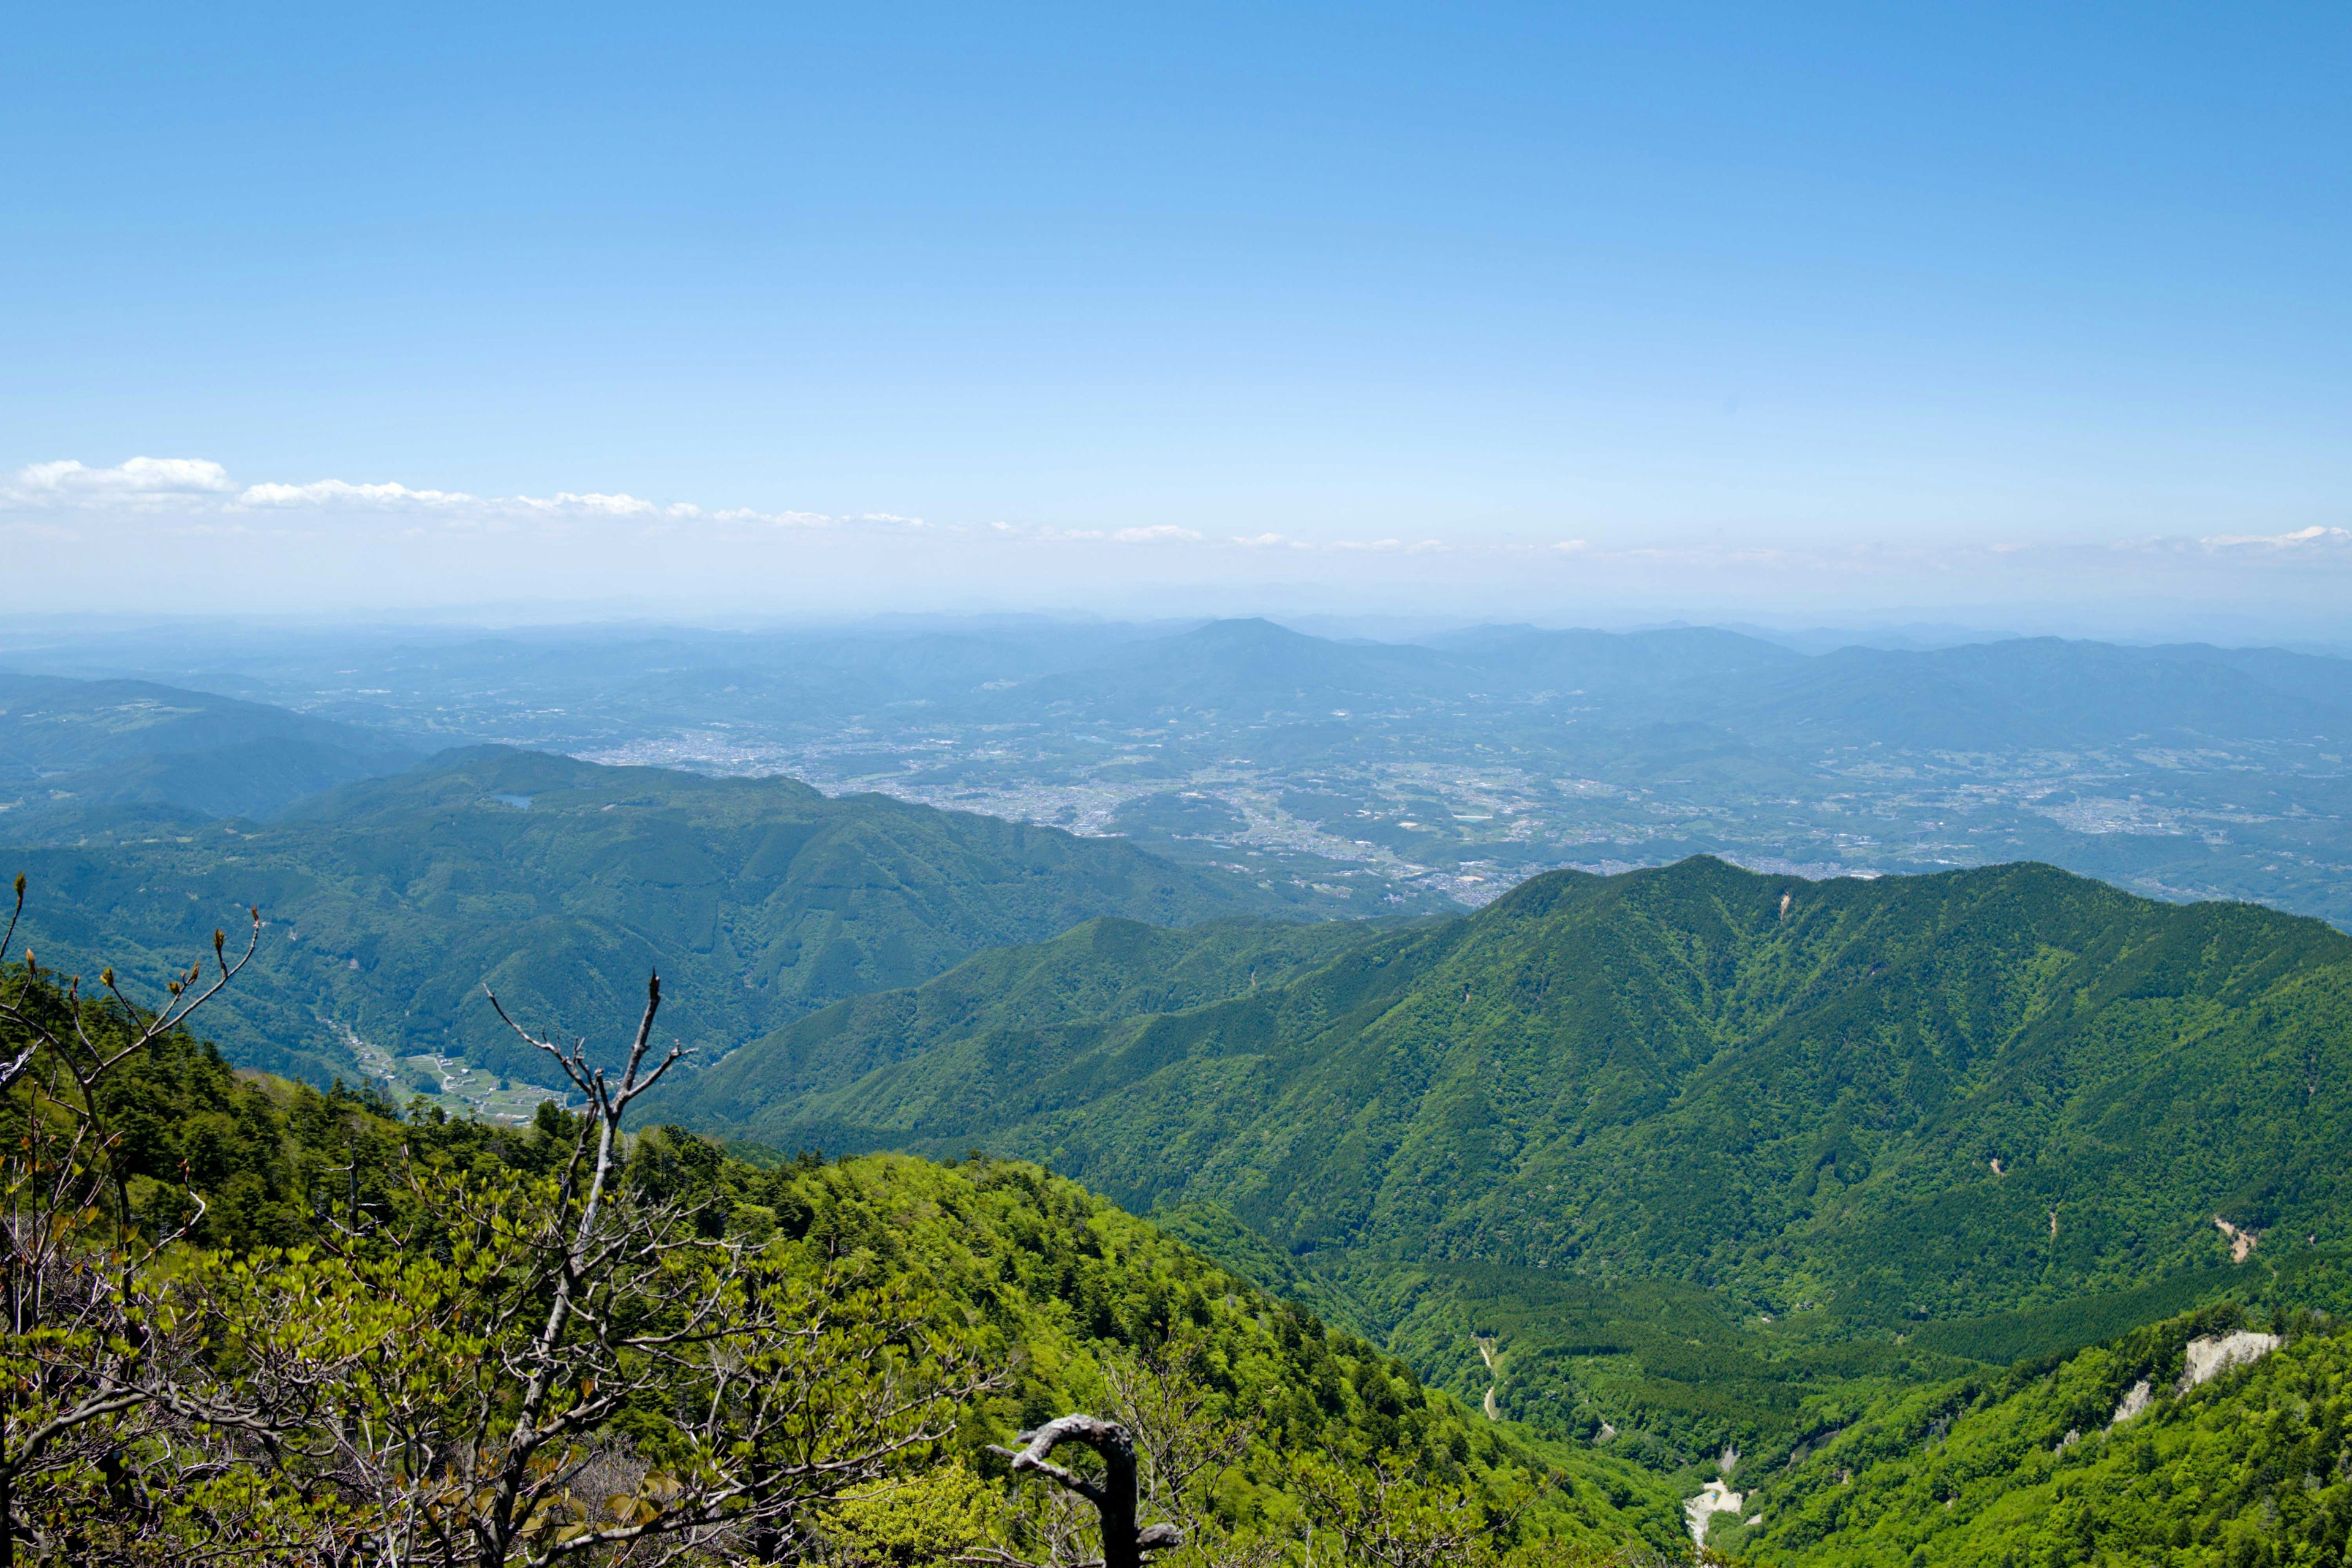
(4, 2, 2348, 630)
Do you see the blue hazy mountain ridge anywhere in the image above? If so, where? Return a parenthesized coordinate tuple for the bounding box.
(0, 747, 1317, 1085)
(0, 670, 424, 827)
(1725, 639, 2352, 750)
(982, 616, 1464, 717)
(992, 619, 2352, 744)
(17, 618, 2349, 745)
(0, 620, 1170, 748)
(1429, 622, 1812, 693)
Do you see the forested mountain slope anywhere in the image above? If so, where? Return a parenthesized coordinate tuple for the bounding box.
(0, 748, 1310, 1085)
(669, 913, 1394, 1144)
(1724, 1298, 2352, 1565)
(676, 856, 2352, 1462)
(27, 999, 1689, 1560)
(688, 856, 2352, 1312)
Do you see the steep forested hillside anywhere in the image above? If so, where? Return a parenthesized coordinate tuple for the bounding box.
(17, 991, 1689, 1561)
(668, 913, 1393, 1149)
(674, 856, 2352, 1463)
(0, 748, 1315, 1084)
(15, 863, 2351, 1562)
(1723, 1298, 2352, 1564)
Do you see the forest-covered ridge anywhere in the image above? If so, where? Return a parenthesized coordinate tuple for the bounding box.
(0, 746, 1338, 1086)
(0, 970, 1697, 1564)
(9, 873, 2350, 1564)
(666, 853, 2352, 1466)
(0, 669, 424, 830)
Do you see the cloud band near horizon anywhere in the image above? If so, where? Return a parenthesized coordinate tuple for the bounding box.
(4, 451, 2352, 630)
(5, 454, 2348, 585)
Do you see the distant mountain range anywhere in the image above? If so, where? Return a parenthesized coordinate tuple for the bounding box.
(43, 609, 2323, 926)
(973, 617, 2352, 745)
(16, 614, 2351, 759)
(0, 671, 423, 829)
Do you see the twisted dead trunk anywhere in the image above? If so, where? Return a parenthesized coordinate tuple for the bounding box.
(996, 1415, 1181, 1568)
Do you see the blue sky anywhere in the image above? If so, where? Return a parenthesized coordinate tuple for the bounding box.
(5, 3, 2348, 626)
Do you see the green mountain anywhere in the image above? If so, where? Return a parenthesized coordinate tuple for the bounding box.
(31, 994, 1688, 1558)
(1723, 1291, 2352, 1565)
(1, 747, 1319, 1085)
(666, 911, 1396, 1153)
(0, 671, 421, 828)
(669, 854, 2352, 1463)
(987, 617, 1462, 718)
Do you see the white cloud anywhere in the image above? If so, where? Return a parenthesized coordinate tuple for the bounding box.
(510, 491, 664, 518)
(2198, 524, 2352, 551)
(237, 479, 714, 527)
(8, 456, 235, 501)
(4, 458, 889, 538)
(10, 453, 2350, 616)
(239, 478, 478, 508)
(711, 507, 832, 527)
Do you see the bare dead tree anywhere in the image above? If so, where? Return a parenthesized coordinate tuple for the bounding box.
(1099, 1337, 1257, 1553)
(0, 874, 262, 1107)
(0, 873, 262, 1568)
(167, 967, 994, 1566)
(990, 1417, 1182, 1568)
(472, 970, 690, 1567)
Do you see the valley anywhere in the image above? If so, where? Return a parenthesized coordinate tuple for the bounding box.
(9, 617, 2346, 927)
(4, 621, 2351, 1563)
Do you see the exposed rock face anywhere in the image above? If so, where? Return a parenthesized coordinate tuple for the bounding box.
(2109, 1379, 2153, 1426)
(1684, 1480, 1744, 1549)
(2179, 1330, 2281, 1391)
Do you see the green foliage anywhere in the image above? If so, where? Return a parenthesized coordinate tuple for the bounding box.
(674, 855, 2352, 1465)
(2, 747, 1310, 1085)
(684, 1150, 1684, 1553)
(1316, 1259, 1974, 1476)
(1734, 1305, 2352, 1566)
(661, 910, 1388, 1147)
(1905, 1265, 2244, 1366)
(20, 841, 2352, 1559)
(0, 974, 1687, 1560)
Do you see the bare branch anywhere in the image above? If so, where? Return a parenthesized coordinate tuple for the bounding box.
(993, 1415, 1182, 1568)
